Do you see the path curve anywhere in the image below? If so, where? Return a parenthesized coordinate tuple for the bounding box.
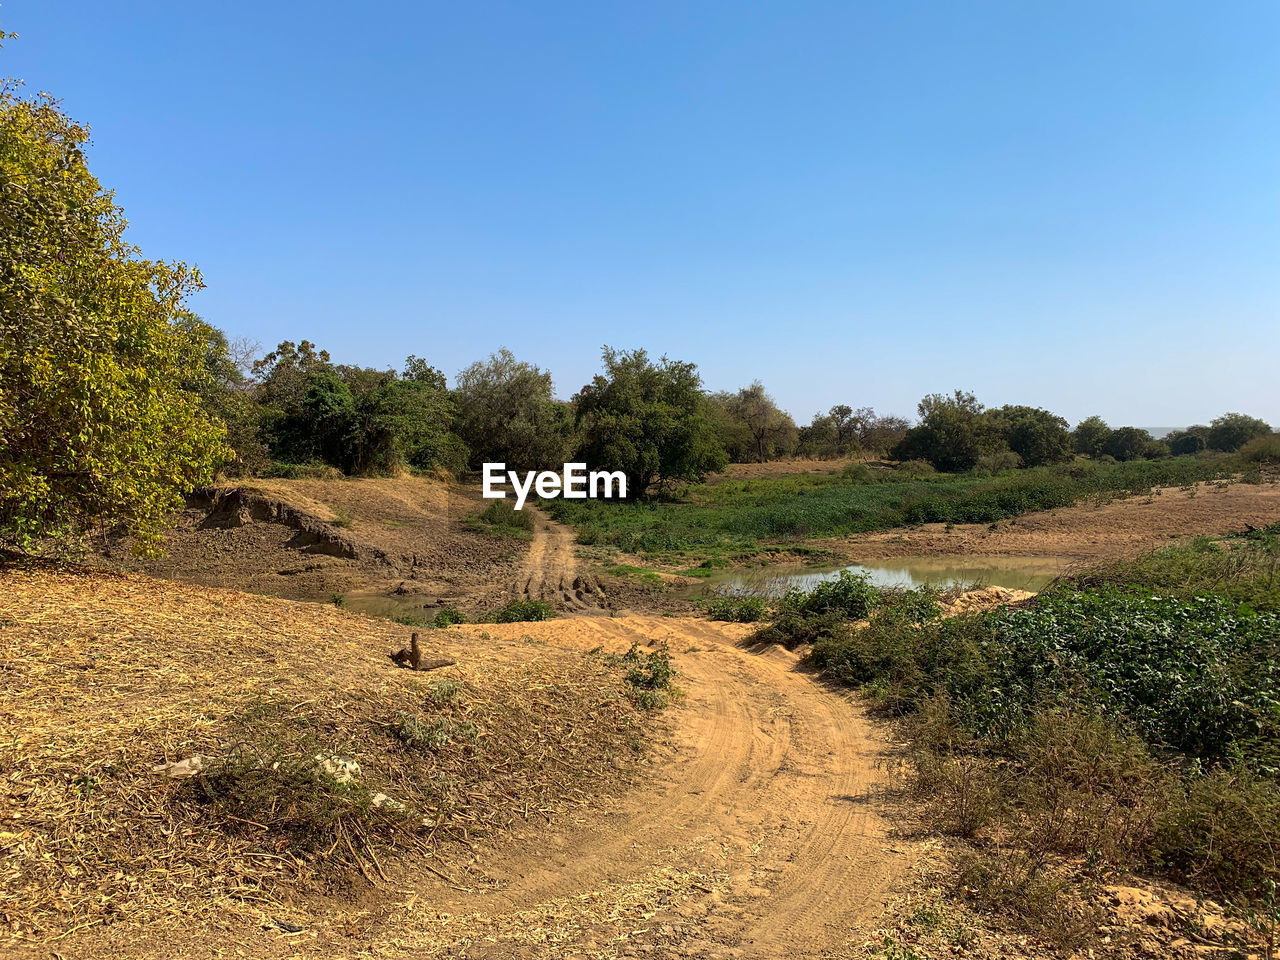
(328, 614, 910, 958)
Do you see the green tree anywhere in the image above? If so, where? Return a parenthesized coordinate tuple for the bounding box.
(891, 390, 1002, 472)
(1167, 425, 1209, 457)
(1207, 413, 1272, 453)
(1072, 415, 1112, 458)
(0, 86, 227, 548)
(1102, 426, 1154, 461)
(453, 348, 569, 472)
(573, 347, 727, 498)
(176, 313, 268, 475)
(987, 405, 1073, 466)
(714, 381, 797, 462)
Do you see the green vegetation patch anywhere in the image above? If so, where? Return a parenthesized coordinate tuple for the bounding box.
(547, 456, 1244, 562)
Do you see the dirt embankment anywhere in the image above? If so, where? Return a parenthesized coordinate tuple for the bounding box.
(829, 480, 1280, 564)
(98, 476, 529, 616)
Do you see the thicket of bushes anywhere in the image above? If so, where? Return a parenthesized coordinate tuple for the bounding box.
(754, 529, 1280, 941)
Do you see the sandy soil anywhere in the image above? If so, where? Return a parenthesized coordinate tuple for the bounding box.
(828, 480, 1280, 564)
(98, 476, 528, 615)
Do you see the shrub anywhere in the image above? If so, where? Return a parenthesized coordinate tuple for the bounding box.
(973, 450, 1022, 475)
(490, 598, 556, 623)
(1209, 413, 1273, 453)
(841, 462, 876, 482)
(895, 459, 937, 477)
(1154, 762, 1280, 900)
(471, 499, 536, 536)
(706, 595, 767, 622)
(433, 605, 466, 627)
(784, 569, 880, 620)
(1240, 433, 1280, 465)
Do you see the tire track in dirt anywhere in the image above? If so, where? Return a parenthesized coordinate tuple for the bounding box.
(511, 507, 606, 612)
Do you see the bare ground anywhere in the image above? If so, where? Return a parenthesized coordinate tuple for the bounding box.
(826, 479, 1280, 564)
(94, 476, 529, 616)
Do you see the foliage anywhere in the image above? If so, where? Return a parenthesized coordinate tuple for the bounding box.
(1209, 412, 1273, 453)
(892, 390, 1002, 472)
(453, 348, 570, 472)
(0, 86, 228, 548)
(547, 455, 1242, 561)
(254, 343, 463, 475)
(489, 598, 556, 623)
(1101, 426, 1154, 461)
(1167, 425, 1209, 457)
(709, 381, 798, 462)
(469, 498, 536, 538)
(573, 347, 727, 498)
(985, 405, 1073, 467)
(433, 605, 466, 628)
(1071, 415, 1111, 458)
(1240, 433, 1280, 465)
(705, 595, 767, 622)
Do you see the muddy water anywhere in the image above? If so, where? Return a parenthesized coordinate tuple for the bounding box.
(688, 555, 1070, 598)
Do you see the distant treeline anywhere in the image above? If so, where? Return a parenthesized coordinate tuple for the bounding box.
(194, 328, 1276, 490)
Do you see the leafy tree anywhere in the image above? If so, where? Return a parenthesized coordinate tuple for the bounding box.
(1102, 426, 1154, 462)
(1167, 425, 1209, 457)
(573, 347, 727, 498)
(0, 85, 227, 548)
(254, 339, 334, 462)
(1208, 413, 1272, 453)
(253, 343, 462, 474)
(1072, 416, 1111, 458)
(453, 348, 569, 472)
(176, 313, 268, 474)
(714, 381, 798, 462)
(858, 411, 909, 457)
(796, 411, 839, 458)
(987, 405, 1073, 467)
(891, 390, 1002, 472)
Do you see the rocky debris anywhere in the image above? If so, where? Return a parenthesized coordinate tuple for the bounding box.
(150, 756, 204, 779)
(314, 754, 361, 784)
(941, 586, 1036, 616)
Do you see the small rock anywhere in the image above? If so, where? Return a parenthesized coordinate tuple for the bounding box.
(151, 756, 204, 779)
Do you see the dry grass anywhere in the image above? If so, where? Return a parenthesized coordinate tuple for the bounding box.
(0, 564, 650, 944)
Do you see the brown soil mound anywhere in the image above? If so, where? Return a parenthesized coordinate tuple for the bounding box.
(96, 476, 526, 616)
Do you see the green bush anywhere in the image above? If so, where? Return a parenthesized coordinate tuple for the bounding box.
(489, 598, 556, 623)
(782, 569, 880, 620)
(974, 450, 1021, 475)
(895, 459, 937, 477)
(706, 595, 767, 622)
(469, 499, 536, 537)
(433, 605, 466, 627)
(1240, 433, 1280, 465)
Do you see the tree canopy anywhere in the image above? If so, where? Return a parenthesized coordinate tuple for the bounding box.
(0, 86, 227, 548)
(573, 347, 727, 498)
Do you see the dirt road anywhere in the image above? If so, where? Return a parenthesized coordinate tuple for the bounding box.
(510, 506, 609, 612)
(299, 615, 906, 959)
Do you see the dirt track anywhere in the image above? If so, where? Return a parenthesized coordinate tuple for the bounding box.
(387, 616, 905, 959)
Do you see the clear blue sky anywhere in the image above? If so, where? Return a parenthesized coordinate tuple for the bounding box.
(4, 1, 1277, 427)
